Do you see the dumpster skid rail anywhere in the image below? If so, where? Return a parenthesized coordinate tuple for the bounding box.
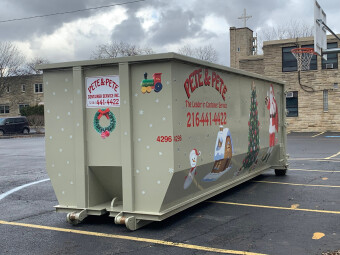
(40, 53, 287, 230)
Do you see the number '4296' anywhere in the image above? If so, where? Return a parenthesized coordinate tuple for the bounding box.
(156, 136, 172, 142)
(156, 135, 182, 142)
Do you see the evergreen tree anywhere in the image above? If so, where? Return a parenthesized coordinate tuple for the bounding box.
(241, 82, 260, 170)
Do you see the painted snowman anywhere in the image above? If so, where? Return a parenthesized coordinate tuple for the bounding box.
(184, 149, 201, 190)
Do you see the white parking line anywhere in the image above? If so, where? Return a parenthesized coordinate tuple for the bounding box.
(0, 178, 50, 201)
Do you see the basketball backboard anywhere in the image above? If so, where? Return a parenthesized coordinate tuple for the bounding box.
(314, 0, 327, 60)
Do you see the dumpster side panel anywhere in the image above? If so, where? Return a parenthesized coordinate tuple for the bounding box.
(160, 61, 285, 212)
(44, 70, 77, 206)
(129, 62, 174, 213)
(82, 66, 124, 208)
(84, 66, 122, 167)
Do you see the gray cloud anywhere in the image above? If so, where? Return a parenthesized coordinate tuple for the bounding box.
(149, 8, 203, 45)
(0, 0, 338, 66)
(0, 0, 126, 40)
(111, 14, 145, 43)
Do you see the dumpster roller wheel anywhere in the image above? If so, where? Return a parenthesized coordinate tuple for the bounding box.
(114, 212, 151, 231)
(275, 169, 287, 176)
(66, 210, 88, 225)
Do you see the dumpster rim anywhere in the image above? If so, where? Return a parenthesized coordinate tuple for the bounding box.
(37, 52, 285, 86)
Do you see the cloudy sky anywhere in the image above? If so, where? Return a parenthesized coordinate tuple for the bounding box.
(0, 0, 338, 66)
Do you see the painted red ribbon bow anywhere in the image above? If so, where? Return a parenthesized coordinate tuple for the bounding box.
(101, 130, 110, 139)
(97, 108, 110, 120)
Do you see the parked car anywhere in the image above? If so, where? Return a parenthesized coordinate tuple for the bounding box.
(0, 116, 30, 136)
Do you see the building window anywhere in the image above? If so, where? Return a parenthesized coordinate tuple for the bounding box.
(322, 42, 338, 69)
(19, 104, 29, 114)
(282, 46, 297, 72)
(323, 90, 328, 112)
(22, 84, 26, 92)
(286, 91, 298, 117)
(6, 86, 10, 93)
(35, 83, 43, 93)
(0, 105, 10, 114)
(237, 47, 240, 52)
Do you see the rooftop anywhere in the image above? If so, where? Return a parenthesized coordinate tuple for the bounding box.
(263, 34, 340, 47)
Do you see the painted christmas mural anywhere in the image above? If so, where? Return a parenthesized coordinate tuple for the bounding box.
(237, 81, 260, 175)
(184, 149, 201, 190)
(262, 84, 278, 162)
(93, 108, 117, 139)
(140, 72, 163, 93)
(203, 126, 233, 182)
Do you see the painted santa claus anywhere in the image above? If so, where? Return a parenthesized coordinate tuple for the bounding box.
(263, 84, 278, 162)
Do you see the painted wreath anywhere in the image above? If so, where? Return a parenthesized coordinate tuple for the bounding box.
(93, 108, 116, 139)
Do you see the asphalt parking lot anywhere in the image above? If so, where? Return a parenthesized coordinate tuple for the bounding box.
(0, 132, 339, 255)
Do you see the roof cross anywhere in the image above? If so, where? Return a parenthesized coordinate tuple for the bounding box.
(238, 8, 252, 27)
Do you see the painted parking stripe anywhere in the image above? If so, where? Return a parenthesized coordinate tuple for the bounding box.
(289, 169, 340, 173)
(252, 180, 340, 188)
(0, 178, 50, 201)
(289, 158, 340, 162)
(324, 151, 340, 160)
(290, 157, 340, 161)
(0, 220, 267, 255)
(208, 201, 340, 215)
(311, 132, 325, 138)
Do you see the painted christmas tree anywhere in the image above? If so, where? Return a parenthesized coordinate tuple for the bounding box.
(240, 82, 260, 171)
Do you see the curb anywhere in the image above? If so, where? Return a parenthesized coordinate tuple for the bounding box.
(0, 134, 45, 139)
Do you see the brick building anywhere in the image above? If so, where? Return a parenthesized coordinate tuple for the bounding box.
(0, 75, 44, 117)
(230, 27, 340, 132)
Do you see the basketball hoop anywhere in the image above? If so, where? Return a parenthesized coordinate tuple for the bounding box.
(291, 48, 317, 71)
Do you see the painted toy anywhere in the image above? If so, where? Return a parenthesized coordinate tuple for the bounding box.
(140, 72, 163, 93)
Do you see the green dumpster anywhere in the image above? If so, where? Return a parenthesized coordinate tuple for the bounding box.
(39, 53, 288, 230)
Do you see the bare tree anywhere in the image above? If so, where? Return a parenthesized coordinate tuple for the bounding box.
(178, 44, 218, 63)
(27, 115, 45, 133)
(0, 42, 26, 96)
(178, 45, 195, 57)
(25, 57, 49, 75)
(257, 20, 314, 53)
(91, 41, 154, 59)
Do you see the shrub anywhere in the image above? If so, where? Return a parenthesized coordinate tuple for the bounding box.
(20, 105, 44, 133)
(20, 105, 44, 117)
